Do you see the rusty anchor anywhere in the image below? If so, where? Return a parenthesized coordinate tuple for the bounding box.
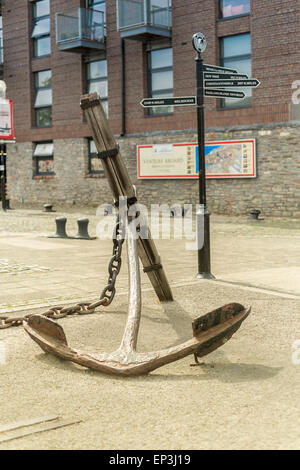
(23, 93, 250, 376)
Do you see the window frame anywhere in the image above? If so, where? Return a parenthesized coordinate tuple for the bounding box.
(33, 141, 55, 176)
(34, 69, 52, 128)
(218, 0, 250, 20)
(31, 0, 51, 58)
(88, 139, 105, 176)
(219, 33, 252, 110)
(87, 0, 106, 13)
(87, 0, 106, 33)
(147, 47, 173, 117)
(86, 59, 108, 116)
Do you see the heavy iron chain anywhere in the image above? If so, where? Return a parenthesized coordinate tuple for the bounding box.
(0, 215, 125, 329)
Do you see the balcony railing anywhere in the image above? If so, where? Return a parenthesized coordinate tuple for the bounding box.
(56, 8, 105, 52)
(117, 0, 172, 39)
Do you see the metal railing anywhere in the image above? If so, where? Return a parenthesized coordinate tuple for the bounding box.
(117, 0, 171, 30)
(56, 8, 105, 44)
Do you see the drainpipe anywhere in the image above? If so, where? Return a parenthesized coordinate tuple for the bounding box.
(120, 38, 126, 136)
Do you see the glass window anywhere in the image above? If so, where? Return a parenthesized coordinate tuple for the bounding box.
(88, 139, 104, 175)
(34, 70, 52, 127)
(88, 0, 106, 15)
(34, 141, 54, 176)
(36, 69, 52, 87)
(32, 0, 51, 58)
(34, 89, 52, 107)
(87, 60, 108, 116)
(31, 18, 50, 37)
(33, 0, 50, 18)
(219, 0, 250, 18)
(88, 0, 106, 33)
(34, 142, 53, 156)
(148, 47, 173, 115)
(220, 33, 251, 109)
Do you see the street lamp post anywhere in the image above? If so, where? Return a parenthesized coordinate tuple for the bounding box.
(193, 33, 215, 279)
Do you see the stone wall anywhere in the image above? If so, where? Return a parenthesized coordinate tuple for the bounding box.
(6, 122, 300, 217)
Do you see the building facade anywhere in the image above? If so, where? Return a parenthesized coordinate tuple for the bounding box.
(1, 0, 300, 215)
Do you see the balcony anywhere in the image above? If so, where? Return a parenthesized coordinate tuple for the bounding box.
(117, 0, 172, 40)
(56, 8, 105, 53)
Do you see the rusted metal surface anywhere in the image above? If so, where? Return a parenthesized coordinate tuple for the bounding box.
(23, 305, 250, 376)
(192, 303, 250, 362)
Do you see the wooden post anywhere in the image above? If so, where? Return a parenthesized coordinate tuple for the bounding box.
(80, 93, 173, 302)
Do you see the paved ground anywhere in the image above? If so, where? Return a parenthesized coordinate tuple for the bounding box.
(0, 207, 299, 449)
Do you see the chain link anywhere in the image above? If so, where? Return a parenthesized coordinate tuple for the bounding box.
(0, 215, 125, 329)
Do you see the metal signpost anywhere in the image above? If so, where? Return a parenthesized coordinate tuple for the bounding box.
(140, 32, 260, 280)
(204, 89, 245, 99)
(193, 32, 260, 279)
(141, 96, 197, 107)
(0, 147, 6, 211)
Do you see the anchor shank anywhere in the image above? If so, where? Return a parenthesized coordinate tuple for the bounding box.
(119, 215, 141, 353)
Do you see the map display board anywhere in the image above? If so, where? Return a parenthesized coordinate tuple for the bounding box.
(137, 139, 256, 179)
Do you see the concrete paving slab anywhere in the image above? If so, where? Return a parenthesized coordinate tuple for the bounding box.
(220, 267, 300, 296)
(0, 209, 299, 449)
(0, 282, 299, 450)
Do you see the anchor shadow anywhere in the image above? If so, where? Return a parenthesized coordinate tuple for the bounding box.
(147, 362, 283, 384)
(35, 349, 282, 384)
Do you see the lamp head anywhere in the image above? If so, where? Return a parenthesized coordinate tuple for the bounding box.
(192, 33, 207, 53)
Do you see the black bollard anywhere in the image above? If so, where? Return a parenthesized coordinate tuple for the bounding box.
(50, 216, 68, 238)
(250, 209, 261, 220)
(75, 218, 96, 240)
(44, 204, 55, 213)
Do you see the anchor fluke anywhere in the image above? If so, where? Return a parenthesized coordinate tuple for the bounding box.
(192, 303, 251, 360)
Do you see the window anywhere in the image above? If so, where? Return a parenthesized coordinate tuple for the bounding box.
(33, 142, 54, 176)
(31, 0, 51, 58)
(88, 0, 106, 34)
(219, 0, 250, 19)
(88, 139, 104, 175)
(88, 0, 106, 16)
(148, 47, 173, 115)
(34, 70, 52, 127)
(220, 33, 251, 109)
(87, 60, 108, 116)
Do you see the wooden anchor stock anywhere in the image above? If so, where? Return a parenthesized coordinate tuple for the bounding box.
(80, 93, 173, 302)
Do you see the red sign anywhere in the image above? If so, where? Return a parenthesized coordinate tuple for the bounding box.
(0, 99, 14, 140)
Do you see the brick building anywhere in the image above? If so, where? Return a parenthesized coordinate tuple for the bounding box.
(1, 0, 300, 215)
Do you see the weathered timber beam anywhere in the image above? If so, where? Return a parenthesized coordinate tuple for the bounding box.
(80, 93, 173, 302)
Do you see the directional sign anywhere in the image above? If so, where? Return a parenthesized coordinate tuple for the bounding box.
(140, 96, 196, 107)
(203, 64, 237, 74)
(205, 89, 245, 99)
(205, 79, 260, 88)
(204, 72, 248, 80)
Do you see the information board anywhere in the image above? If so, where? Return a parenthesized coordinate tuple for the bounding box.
(137, 139, 256, 179)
